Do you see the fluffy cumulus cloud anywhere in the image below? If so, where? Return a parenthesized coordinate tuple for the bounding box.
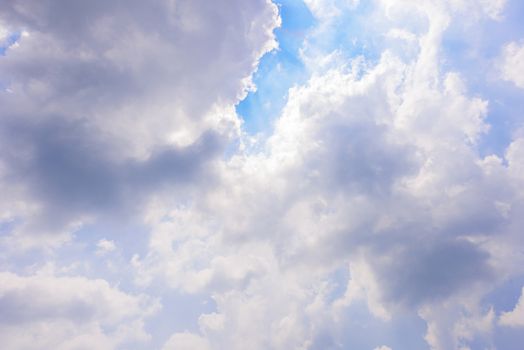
(162, 332, 211, 350)
(1, 0, 524, 349)
(0, 271, 159, 349)
(0, 0, 279, 248)
(499, 41, 524, 88)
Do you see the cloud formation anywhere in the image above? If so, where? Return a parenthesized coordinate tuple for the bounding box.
(0, 271, 159, 349)
(1, 0, 524, 349)
(499, 41, 524, 88)
(500, 287, 524, 327)
(0, 0, 279, 246)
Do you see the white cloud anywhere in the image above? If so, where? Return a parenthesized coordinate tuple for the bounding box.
(0, 22, 8, 43)
(134, 26, 515, 350)
(124, 2, 524, 349)
(506, 138, 524, 179)
(478, 0, 507, 19)
(0, 271, 159, 349)
(162, 332, 211, 350)
(96, 239, 116, 255)
(302, 0, 360, 20)
(499, 41, 524, 88)
(1, 1, 523, 349)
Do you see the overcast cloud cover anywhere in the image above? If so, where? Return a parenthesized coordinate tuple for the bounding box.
(1, 0, 524, 349)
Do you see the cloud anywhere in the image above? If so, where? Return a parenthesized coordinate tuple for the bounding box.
(0, 271, 159, 349)
(0, 1, 281, 346)
(303, 0, 359, 20)
(1, 1, 523, 350)
(0, 0, 280, 245)
(162, 332, 211, 350)
(131, 2, 524, 349)
(499, 41, 524, 88)
(0, 118, 223, 228)
(96, 239, 116, 255)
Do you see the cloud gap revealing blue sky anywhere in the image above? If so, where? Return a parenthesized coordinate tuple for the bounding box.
(1, 0, 524, 349)
(236, 0, 314, 135)
(0, 33, 20, 55)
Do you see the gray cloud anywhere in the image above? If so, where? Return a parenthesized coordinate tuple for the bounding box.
(0, 116, 223, 231)
(306, 119, 419, 196)
(0, 0, 279, 236)
(368, 237, 494, 307)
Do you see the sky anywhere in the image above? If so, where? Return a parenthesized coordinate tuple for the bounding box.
(1, 0, 524, 349)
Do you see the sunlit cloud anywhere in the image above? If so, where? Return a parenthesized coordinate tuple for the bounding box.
(1, 1, 524, 349)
